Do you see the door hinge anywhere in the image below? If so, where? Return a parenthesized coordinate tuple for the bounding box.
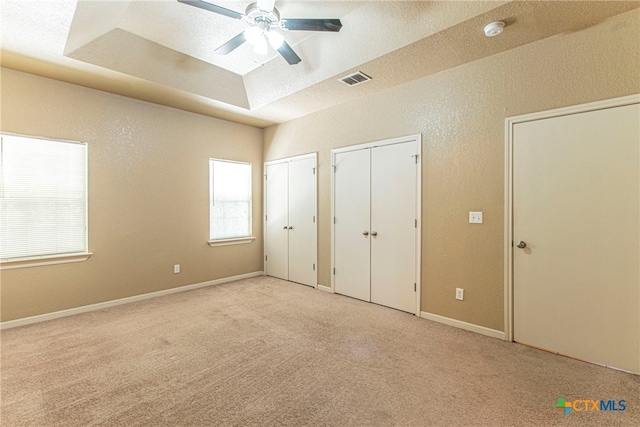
(333, 217, 336, 224)
(265, 174, 267, 180)
(265, 255, 268, 261)
(313, 263, 316, 271)
(312, 167, 316, 175)
(265, 214, 268, 221)
(413, 154, 420, 164)
(415, 219, 417, 228)
(332, 165, 336, 172)
(333, 268, 336, 275)
(414, 283, 416, 292)
(313, 216, 316, 223)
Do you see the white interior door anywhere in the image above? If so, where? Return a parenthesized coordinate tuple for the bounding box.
(513, 102, 640, 373)
(334, 148, 371, 301)
(370, 142, 417, 313)
(265, 162, 288, 280)
(288, 157, 316, 286)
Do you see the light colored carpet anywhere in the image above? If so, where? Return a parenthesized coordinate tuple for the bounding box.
(1, 276, 638, 426)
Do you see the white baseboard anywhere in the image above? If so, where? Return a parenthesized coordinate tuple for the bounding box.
(317, 284, 333, 293)
(0, 271, 265, 330)
(420, 311, 506, 340)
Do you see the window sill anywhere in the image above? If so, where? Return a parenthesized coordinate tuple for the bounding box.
(0, 252, 93, 270)
(208, 237, 256, 247)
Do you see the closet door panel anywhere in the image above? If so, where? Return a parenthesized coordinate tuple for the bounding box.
(334, 149, 371, 301)
(288, 157, 316, 286)
(265, 162, 289, 280)
(370, 142, 417, 313)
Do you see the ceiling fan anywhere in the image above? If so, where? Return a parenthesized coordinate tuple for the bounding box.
(177, 0, 343, 65)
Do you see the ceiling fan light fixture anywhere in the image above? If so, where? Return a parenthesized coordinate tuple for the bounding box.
(253, 36, 268, 55)
(267, 31, 284, 49)
(245, 26, 262, 44)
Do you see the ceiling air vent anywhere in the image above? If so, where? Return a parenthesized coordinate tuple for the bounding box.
(339, 71, 371, 87)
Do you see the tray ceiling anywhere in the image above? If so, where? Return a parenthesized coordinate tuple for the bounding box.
(2, 1, 638, 127)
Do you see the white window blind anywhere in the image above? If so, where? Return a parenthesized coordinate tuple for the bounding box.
(209, 159, 252, 240)
(0, 134, 88, 260)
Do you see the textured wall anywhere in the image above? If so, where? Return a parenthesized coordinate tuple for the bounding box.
(2, 8, 639, 328)
(0, 69, 264, 322)
(263, 9, 640, 331)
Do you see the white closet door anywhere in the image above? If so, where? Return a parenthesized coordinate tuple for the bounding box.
(334, 149, 371, 301)
(265, 162, 289, 280)
(370, 142, 417, 313)
(288, 157, 316, 286)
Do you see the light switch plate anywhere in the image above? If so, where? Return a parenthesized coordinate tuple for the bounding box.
(469, 211, 483, 224)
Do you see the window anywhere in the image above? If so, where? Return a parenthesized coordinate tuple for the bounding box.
(209, 159, 253, 245)
(0, 133, 90, 268)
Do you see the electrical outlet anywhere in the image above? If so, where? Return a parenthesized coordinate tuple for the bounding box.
(456, 288, 464, 301)
(173, 264, 180, 274)
(469, 211, 483, 224)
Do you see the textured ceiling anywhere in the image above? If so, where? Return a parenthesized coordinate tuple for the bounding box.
(2, 1, 639, 128)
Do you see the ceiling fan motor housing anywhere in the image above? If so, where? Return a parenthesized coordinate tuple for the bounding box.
(245, 2, 280, 28)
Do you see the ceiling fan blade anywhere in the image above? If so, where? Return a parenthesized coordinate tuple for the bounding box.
(277, 41, 301, 65)
(281, 18, 342, 32)
(177, 0, 244, 20)
(215, 31, 248, 55)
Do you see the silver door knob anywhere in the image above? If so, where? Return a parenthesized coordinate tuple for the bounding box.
(516, 241, 527, 249)
(371, 231, 378, 237)
(362, 231, 369, 236)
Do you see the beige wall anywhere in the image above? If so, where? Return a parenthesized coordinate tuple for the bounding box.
(0, 69, 264, 322)
(263, 9, 640, 331)
(2, 9, 639, 328)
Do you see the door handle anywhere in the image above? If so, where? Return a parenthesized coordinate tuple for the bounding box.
(288, 226, 293, 230)
(362, 231, 369, 236)
(371, 231, 378, 237)
(516, 241, 527, 249)
(283, 226, 288, 230)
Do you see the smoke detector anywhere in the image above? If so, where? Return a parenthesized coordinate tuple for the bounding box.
(484, 21, 505, 37)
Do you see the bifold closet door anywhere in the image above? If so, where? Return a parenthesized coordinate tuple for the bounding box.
(288, 157, 316, 286)
(370, 142, 417, 313)
(334, 148, 371, 301)
(333, 141, 417, 313)
(265, 162, 289, 280)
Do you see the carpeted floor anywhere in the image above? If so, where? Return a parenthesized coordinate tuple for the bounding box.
(1, 276, 638, 426)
